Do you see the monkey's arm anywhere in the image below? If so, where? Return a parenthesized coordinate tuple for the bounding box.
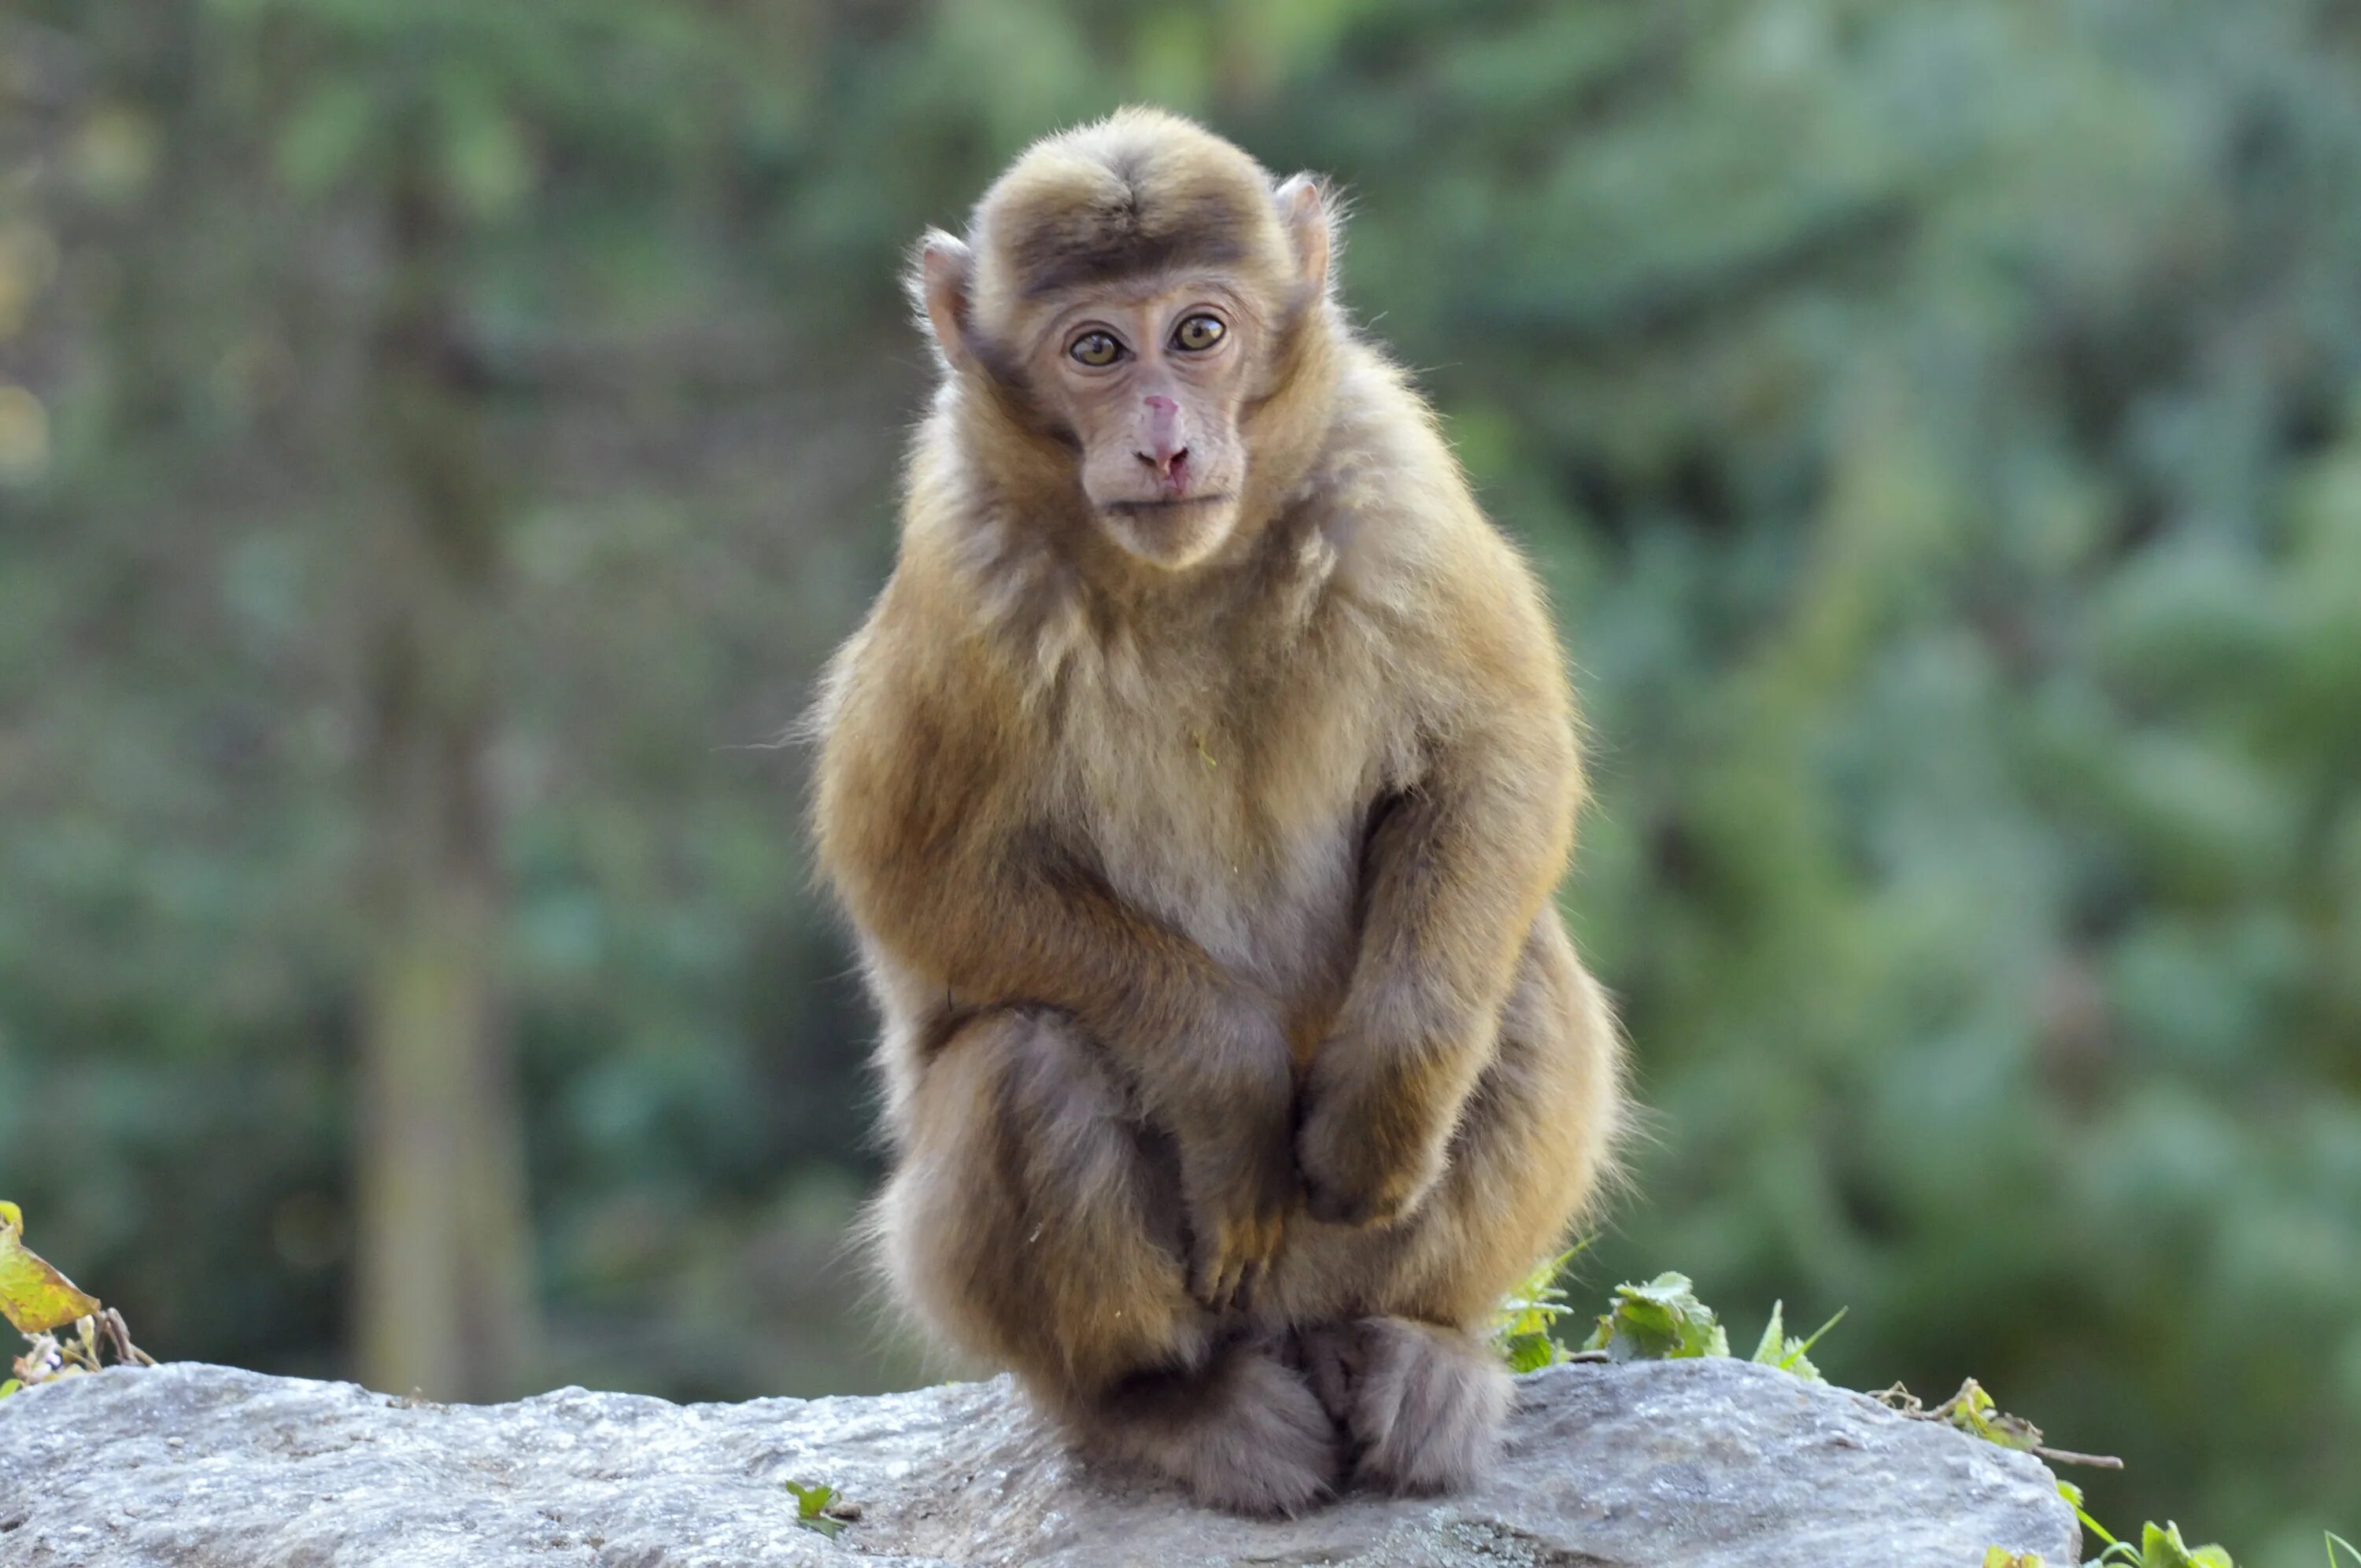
(815, 642, 1295, 1310)
(1297, 574, 1582, 1228)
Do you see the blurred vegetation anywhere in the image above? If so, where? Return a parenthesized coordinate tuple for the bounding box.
(2, 0, 2356, 1559)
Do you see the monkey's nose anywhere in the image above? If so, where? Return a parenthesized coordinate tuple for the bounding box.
(1136, 445, 1190, 485)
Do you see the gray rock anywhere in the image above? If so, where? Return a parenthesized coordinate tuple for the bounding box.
(0, 1357, 2077, 1567)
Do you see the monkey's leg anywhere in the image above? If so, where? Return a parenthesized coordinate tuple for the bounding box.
(1284, 918, 1624, 1495)
(877, 1008, 1341, 1515)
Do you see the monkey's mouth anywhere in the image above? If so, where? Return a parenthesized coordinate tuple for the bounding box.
(1103, 493, 1232, 516)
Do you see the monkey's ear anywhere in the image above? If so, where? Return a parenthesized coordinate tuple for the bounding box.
(1275, 174, 1332, 296)
(912, 229, 977, 371)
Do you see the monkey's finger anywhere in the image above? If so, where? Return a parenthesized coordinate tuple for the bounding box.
(1189, 1238, 1235, 1311)
(1236, 1253, 1271, 1315)
(1214, 1249, 1247, 1314)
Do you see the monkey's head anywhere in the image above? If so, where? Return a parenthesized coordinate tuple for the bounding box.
(915, 109, 1335, 572)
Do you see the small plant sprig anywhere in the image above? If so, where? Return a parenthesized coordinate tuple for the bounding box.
(1487, 1242, 1587, 1373)
(1984, 1507, 2355, 1568)
(783, 1478, 853, 1539)
(1573, 1269, 1844, 1382)
(0, 1201, 153, 1399)
(1495, 1261, 2350, 1568)
(2085, 1514, 2234, 1568)
(1746, 1297, 1846, 1382)
(1875, 1379, 2123, 1474)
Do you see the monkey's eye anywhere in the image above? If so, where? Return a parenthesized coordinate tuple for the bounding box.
(1172, 314, 1225, 352)
(1069, 331, 1124, 367)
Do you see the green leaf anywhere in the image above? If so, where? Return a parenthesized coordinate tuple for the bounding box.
(1488, 1243, 1585, 1370)
(1750, 1300, 1786, 1365)
(784, 1479, 844, 1539)
(1580, 1273, 1728, 1362)
(0, 1201, 102, 1335)
(1783, 1308, 1846, 1366)
(1503, 1332, 1561, 1374)
(1943, 1381, 2043, 1453)
(1745, 1301, 1844, 1384)
(2138, 1521, 2236, 1568)
(2328, 1533, 2361, 1568)
(0, 1379, 19, 1399)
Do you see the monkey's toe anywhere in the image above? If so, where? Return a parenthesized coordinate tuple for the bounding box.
(1306, 1317, 1509, 1496)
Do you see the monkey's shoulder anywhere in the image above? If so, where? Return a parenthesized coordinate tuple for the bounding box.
(1302, 350, 1546, 596)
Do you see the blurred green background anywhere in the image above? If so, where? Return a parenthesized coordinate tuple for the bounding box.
(3, 0, 2358, 1557)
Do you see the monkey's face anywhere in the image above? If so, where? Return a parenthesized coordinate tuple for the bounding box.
(914, 112, 1332, 574)
(1027, 279, 1259, 570)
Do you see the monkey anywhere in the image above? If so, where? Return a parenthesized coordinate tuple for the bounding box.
(810, 108, 1625, 1516)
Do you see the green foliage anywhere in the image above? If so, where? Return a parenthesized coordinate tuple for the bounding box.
(2089, 1522, 2240, 1568)
(0, 1202, 101, 1336)
(1549, 1271, 2340, 1568)
(1488, 1245, 1583, 1373)
(1580, 1271, 1729, 1362)
(1558, 1268, 1838, 1383)
(783, 1479, 845, 1540)
(2063, 1481, 2117, 1551)
(1575, 1271, 1840, 1381)
(0, 1206, 154, 1400)
(1940, 1380, 2046, 1455)
(1747, 1301, 1845, 1385)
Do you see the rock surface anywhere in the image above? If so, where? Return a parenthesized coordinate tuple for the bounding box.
(0, 1357, 2076, 1566)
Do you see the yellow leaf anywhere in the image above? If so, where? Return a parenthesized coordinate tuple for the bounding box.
(0, 1201, 102, 1334)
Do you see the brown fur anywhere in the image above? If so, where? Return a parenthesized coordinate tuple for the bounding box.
(813, 108, 1626, 1515)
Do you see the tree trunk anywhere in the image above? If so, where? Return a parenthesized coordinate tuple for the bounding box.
(351, 130, 535, 1401)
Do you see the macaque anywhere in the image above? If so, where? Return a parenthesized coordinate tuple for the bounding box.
(811, 108, 1624, 1515)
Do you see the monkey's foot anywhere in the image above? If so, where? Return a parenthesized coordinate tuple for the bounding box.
(1299, 1317, 1510, 1496)
(1085, 1337, 1342, 1517)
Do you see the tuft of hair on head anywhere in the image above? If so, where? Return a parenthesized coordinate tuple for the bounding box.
(937, 108, 1333, 343)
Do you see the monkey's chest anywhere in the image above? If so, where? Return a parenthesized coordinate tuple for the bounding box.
(1056, 721, 1373, 1005)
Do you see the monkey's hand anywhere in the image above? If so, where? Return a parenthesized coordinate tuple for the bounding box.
(1169, 998, 1299, 1312)
(1295, 1030, 1459, 1229)
(1178, 1119, 1295, 1313)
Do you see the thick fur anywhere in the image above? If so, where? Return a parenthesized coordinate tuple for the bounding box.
(814, 108, 1627, 1515)
(1299, 1317, 1511, 1494)
(1085, 1334, 1344, 1516)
